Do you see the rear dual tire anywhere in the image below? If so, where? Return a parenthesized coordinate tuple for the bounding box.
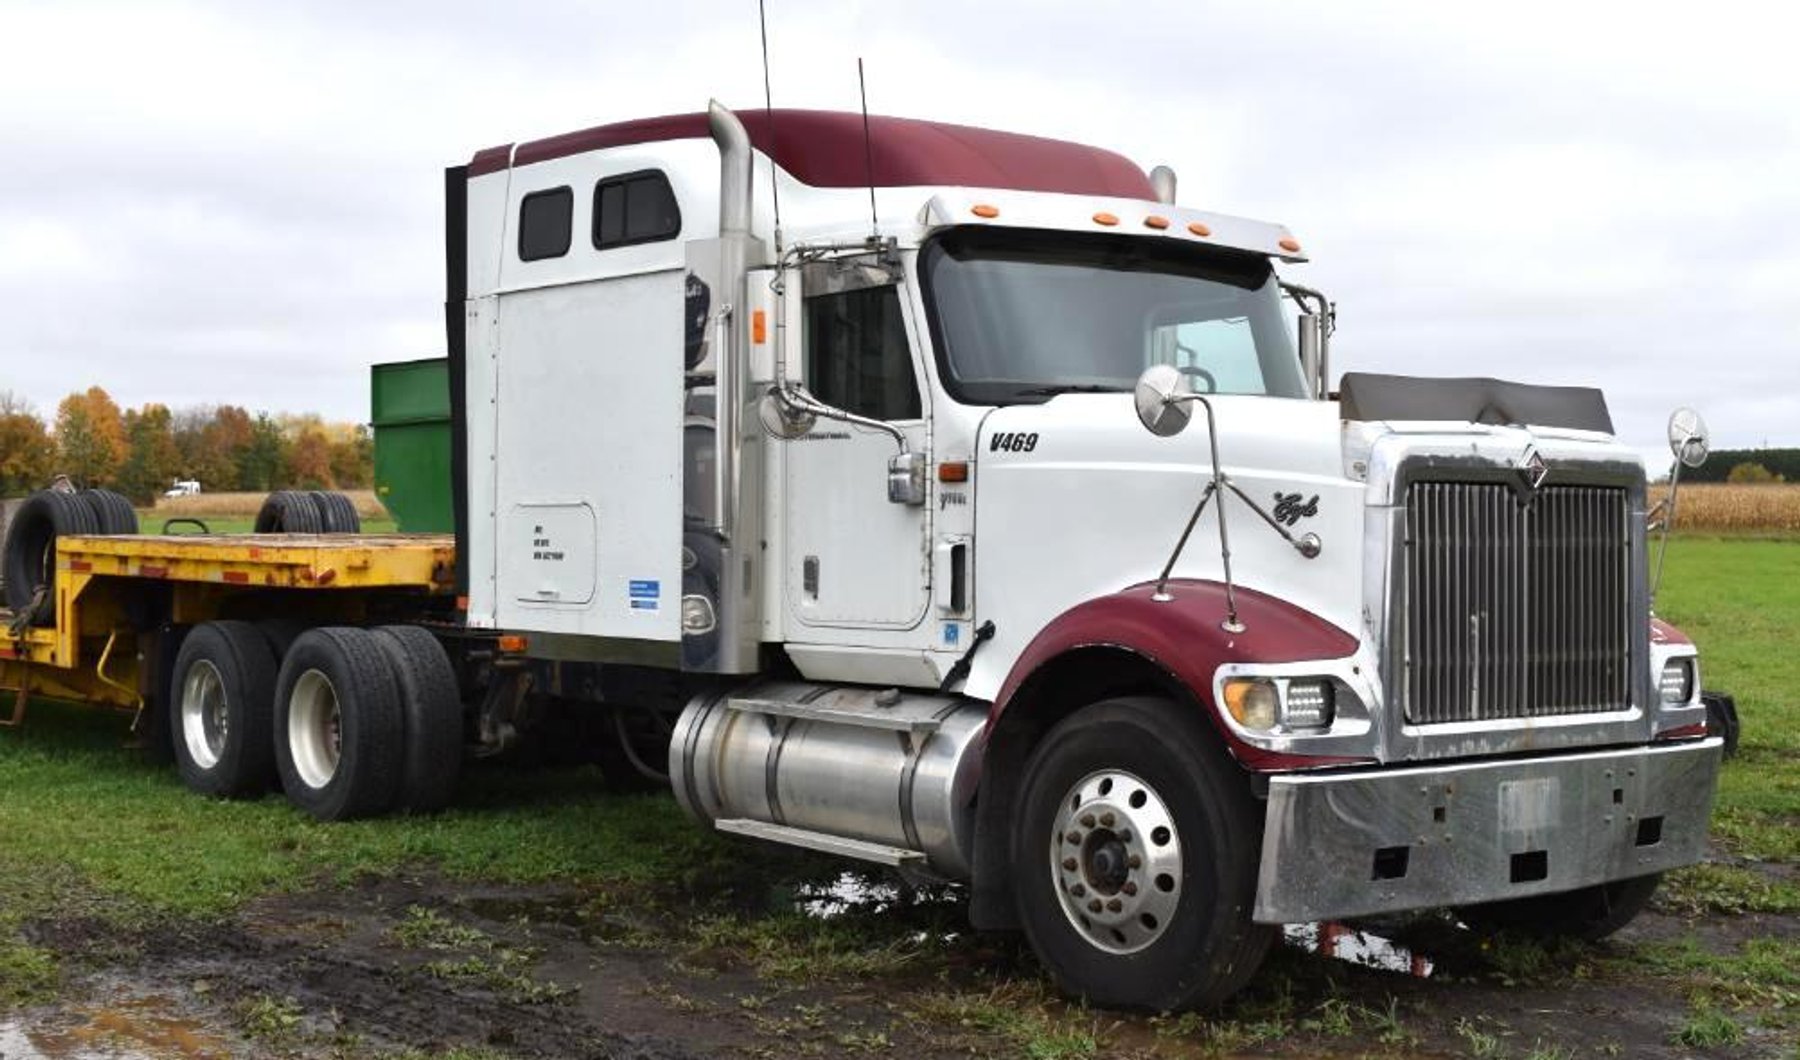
(171, 620, 280, 797)
(168, 622, 462, 820)
(274, 628, 405, 821)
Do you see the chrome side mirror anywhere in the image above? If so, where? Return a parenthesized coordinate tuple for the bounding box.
(1134, 363, 1194, 437)
(887, 451, 927, 505)
(1667, 407, 1710, 468)
(758, 386, 817, 439)
(1297, 313, 1323, 399)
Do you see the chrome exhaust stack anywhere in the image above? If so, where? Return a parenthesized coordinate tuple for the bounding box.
(690, 101, 766, 673)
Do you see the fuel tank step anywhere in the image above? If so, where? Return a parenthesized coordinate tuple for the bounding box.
(713, 818, 925, 866)
(726, 695, 941, 735)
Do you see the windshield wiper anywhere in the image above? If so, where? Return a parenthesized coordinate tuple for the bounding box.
(1016, 384, 1125, 397)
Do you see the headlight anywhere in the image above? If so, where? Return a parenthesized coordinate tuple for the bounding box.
(1283, 679, 1336, 730)
(1222, 678, 1337, 732)
(1223, 678, 1280, 730)
(1659, 659, 1695, 706)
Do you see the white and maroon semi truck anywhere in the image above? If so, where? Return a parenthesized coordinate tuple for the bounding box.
(2, 100, 1723, 1011)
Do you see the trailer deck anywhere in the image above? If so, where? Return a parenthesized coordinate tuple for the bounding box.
(1, 533, 456, 714)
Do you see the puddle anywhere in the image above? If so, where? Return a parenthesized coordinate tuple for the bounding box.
(1286, 921, 1435, 978)
(0, 997, 231, 1059)
(792, 871, 903, 919)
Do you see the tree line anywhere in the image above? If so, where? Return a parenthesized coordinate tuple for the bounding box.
(1683, 448, 1800, 484)
(0, 387, 373, 504)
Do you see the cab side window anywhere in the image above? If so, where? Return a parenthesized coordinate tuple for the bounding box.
(803, 286, 922, 421)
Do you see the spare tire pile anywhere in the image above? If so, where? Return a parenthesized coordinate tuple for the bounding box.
(3, 488, 138, 626)
(254, 490, 361, 534)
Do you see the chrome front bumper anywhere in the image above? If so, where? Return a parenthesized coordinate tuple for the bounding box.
(1253, 739, 1723, 923)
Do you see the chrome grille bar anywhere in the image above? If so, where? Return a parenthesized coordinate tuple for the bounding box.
(1404, 481, 1632, 724)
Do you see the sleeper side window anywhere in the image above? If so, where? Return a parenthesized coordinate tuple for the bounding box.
(803, 286, 922, 421)
(517, 187, 573, 261)
(593, 171, 681, 249)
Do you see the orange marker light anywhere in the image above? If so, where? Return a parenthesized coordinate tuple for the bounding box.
(971, 204, 1000, 218)
(1144, 215, 1170, 230)
(498, 634, 529, 654)
(1187, 221, 1212, 237)
(1278, 237, 1302, 253)
(752, 308, 767, 344)
(937, 461, 969, 483)
(1092, 211, 1119, 226)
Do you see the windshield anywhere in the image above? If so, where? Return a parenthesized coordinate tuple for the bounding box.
(919, 228, 1308, 405)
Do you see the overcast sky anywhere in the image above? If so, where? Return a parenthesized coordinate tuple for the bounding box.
(3, 0, 1794, 464)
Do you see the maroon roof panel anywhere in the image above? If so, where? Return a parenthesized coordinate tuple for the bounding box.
(472, 109, 1153, 199)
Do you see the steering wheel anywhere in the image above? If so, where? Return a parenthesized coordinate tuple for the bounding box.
(1174, 362, 1217, 393)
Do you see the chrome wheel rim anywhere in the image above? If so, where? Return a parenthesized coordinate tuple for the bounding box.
(1049, 769, 1183, 955)
(288, 668, 342, 789)
(179, 659, 228, 769)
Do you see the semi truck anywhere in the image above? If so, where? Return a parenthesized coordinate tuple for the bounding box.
(0, 101, 1724, 1011)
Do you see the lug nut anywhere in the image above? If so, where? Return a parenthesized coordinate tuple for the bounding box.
(1070, 883, 1086, 897)
(1118, 829, 1132, 843)
(1099, 812, 1116, 827)
(1065, 831, 1082, 845)
(1106, 899, 1123, 912)
(1079, 814, 1096, 828)
(1087, 899, 1103, 913)
(1127, 854, 1142, 869)
(1062, 857, 1078, 871)
(1122, 882, 1138, 896)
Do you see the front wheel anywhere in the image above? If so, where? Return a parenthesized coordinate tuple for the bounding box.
(1012, 696, 1273, 1011)
(1457, 873, 1662, 941)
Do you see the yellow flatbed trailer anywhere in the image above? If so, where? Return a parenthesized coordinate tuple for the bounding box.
(1, 533, 455, 722)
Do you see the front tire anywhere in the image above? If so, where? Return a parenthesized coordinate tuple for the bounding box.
(1458, 873, 1662, 941)
(274, 628, 404, 820)
(1012, 696, 1273, 1011)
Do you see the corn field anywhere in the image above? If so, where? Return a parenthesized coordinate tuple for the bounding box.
(1651, 483, 1800, 533)
(149, 489, 389, 519)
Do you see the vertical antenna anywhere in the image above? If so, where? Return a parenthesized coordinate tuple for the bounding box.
(758, 0, 782, 253)
(857, 57, 878, 237)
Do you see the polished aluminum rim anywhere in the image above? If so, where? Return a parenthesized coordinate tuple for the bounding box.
(288, 668, 342, 789)
(179, 659, 228, 769)
(1049, 769, 1183, 955)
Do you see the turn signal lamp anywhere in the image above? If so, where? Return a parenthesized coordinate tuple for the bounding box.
(1278, 236, 1302, 253)
(971, 204, 1000, 218)
(1144, 215, 1170, 230)
(1223, 678, 1279, 730)
(497, 634, 528, 654)
(1092, 211, 1119, 226)
(1187, 221, 1212, 237)
(937, 461, 969, 483)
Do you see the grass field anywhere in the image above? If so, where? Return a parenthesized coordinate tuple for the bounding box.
(0, 536, 1793, 1055)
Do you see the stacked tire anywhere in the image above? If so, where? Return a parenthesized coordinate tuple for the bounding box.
(3, 488, 137, 626)
(166, 621, 462, 820)
(254, 490, 361, 534)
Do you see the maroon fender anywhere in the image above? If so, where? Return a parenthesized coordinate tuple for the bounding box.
(991, 579, 1368, 770)
(1650, 616, 1693, 647)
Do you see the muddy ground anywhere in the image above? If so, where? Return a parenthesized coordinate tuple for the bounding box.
(1, 848, 1794, 1060)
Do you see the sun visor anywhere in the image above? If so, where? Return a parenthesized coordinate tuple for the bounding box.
(1338, 372, 1614, 433)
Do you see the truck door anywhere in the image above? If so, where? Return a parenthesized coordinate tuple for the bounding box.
(783, 274, 932, 630)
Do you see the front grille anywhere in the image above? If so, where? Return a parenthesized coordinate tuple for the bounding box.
(1404, 481, 1633, 724)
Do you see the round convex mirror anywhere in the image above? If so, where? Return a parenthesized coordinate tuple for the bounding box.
(1134, 364, 1194, 437)
(1667, 407, 1710, 469)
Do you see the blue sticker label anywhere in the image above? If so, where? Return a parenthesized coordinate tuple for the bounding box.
(943, 622, 960, 646)
(628, 579, 661, 611)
